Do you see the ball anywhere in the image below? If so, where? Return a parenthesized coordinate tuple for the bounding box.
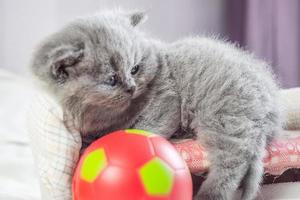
(72, 129, 192, 200)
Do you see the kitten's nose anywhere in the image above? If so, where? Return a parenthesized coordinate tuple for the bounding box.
(125, 85, 136, 94)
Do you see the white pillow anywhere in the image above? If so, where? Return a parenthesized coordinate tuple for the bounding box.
(27, 93, 81, 200)
(0, 72, 40, 200)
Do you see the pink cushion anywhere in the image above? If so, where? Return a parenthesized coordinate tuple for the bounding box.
(172, 136, 300, 175)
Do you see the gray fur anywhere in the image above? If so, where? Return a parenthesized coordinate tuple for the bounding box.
(30, 10, 282, 200)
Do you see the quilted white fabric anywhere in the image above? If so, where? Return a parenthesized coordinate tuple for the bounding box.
(281, 88, 300, 130)
(27, 93, 82, 200)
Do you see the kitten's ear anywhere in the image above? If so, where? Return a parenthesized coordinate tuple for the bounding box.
(127, 11, 147, 27)
(31, 42, 84, 83)
(48, 43, 84, 81)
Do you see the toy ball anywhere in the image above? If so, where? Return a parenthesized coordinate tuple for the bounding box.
(72, 129, 192, 200)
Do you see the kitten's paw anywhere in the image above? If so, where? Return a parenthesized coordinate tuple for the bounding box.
(194, 181, 229, 200)
(194, 190, 227, 200)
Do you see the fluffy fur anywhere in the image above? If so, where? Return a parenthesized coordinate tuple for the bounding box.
(30, 10, 282, 200)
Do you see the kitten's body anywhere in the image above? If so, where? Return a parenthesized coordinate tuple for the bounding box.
(31, 11, 282, 200)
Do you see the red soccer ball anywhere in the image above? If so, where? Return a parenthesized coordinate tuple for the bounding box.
(72, 129, 192, 200)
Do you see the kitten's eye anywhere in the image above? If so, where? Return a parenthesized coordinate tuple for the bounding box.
(107, 74, 118, 86)
(131, 65, 140, 75)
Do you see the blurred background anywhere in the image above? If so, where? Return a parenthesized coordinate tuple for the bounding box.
(0, 0, 299, 87)
(0, 0, 300, 87)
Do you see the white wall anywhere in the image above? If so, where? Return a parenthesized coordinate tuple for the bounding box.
(0, 0, 226, 74)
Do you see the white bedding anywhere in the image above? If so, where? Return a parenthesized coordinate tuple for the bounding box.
(0, 69, 299, 200)
(0, 70, 40, 200)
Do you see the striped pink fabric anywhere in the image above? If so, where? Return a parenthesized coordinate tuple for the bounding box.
(172, 136, 300, 175)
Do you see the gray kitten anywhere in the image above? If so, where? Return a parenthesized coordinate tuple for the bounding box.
(30, 10, 282, 200)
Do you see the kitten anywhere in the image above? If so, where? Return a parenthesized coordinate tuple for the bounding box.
(30, 10, 282, 200)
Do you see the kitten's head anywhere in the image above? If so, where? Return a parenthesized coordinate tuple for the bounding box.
(31, 10, 160, 133)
